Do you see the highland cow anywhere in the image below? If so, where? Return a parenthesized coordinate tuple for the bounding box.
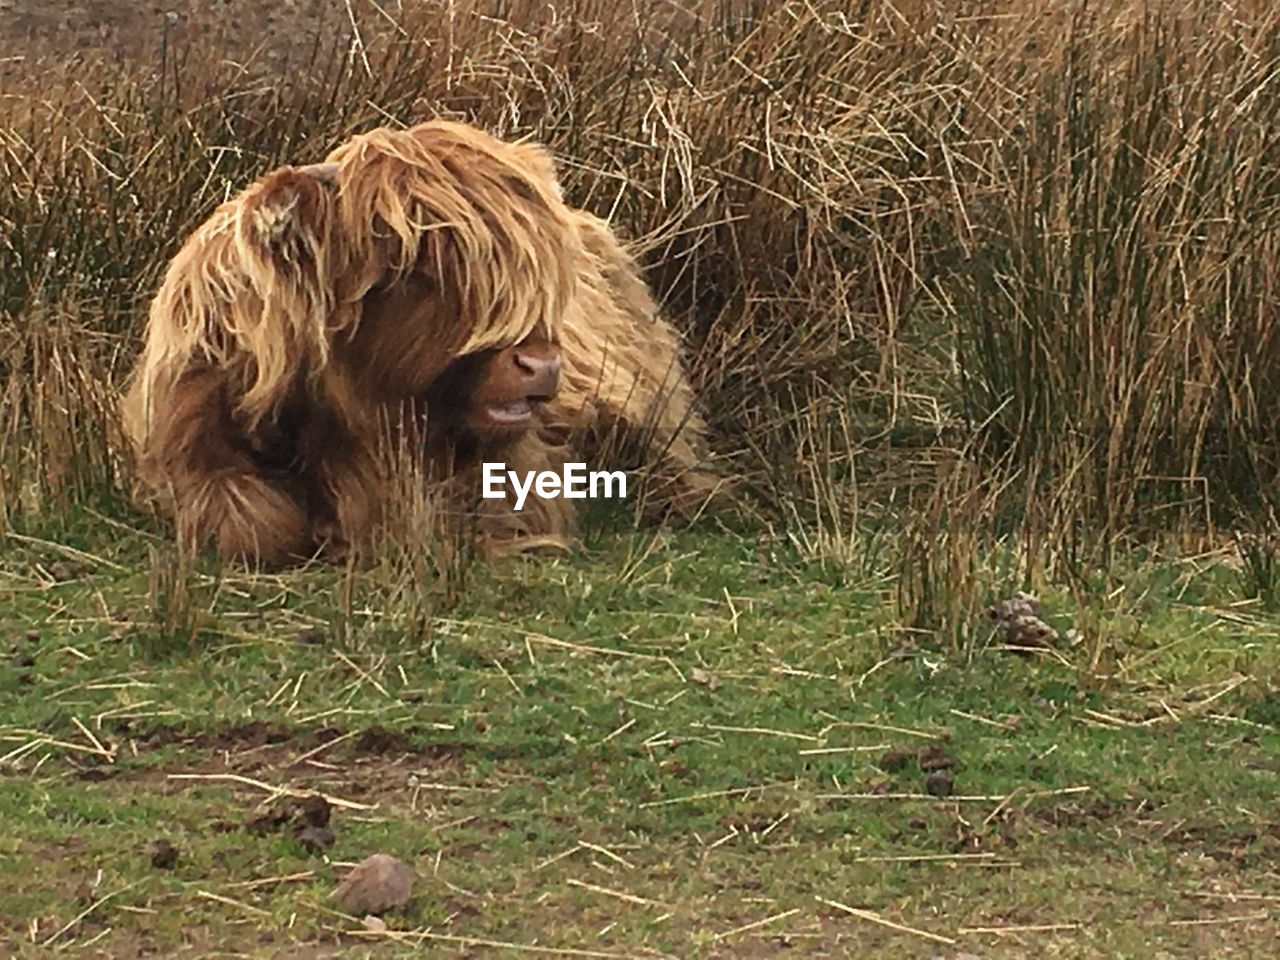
(120, 120, 714, 565)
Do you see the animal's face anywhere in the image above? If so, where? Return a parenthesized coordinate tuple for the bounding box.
(466, 340, 562, 437)
(425, 338, 562, 444)
(178, 119, 582, 429)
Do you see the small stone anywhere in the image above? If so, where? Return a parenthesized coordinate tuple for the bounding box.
(362, 915, 388, 933)
(330, 853, 414, 915)
(690, 667, 719, 690)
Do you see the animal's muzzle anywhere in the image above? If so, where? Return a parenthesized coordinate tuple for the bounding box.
(511, 345, 562, 401)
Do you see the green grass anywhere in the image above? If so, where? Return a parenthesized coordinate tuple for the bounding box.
(2, 512, 1276, 957)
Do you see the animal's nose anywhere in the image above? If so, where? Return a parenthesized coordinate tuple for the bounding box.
(512, 347, 562, 397)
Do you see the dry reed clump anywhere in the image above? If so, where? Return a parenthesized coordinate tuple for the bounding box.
(0, 0, 1277, 626)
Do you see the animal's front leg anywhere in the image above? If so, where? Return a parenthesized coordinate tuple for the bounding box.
(131, 366, 315, 567)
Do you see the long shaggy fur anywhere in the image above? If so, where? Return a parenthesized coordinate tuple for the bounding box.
(121, 120, 715, 564)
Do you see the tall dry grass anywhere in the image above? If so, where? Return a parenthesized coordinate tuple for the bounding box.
(1, 0, 1277, 638)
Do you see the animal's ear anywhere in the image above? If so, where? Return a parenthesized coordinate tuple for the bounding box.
(218, 161, 342, 425)
(235, 162, 339, 268)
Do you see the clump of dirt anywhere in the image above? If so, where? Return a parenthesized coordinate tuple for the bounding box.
(73, 765, 115, 782)
(917, 744, 955, 772)
(876, 743, 957, 775)
(353, 726, 412, 756)
(295, 627, 325, 646)
(295, 824, 335, 853)
(875, 742, 961, 796)
(133, 720, 294, 753)
(245, 794, 335, 853)
(146, 838, 180, 869)
(876, 746, 917, 772)
(925, 769, 955, 797)
(987, 591, 1060, 649)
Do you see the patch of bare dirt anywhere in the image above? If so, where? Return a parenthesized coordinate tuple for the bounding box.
(61, 718, 477, 822)
(1160, 821, 1280, 867)
(4, 925, 344, 960)
(117, 718, 466, 764)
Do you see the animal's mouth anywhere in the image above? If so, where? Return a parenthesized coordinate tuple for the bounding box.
(484, 393, 553, 426)
(486, 399, 534, 424)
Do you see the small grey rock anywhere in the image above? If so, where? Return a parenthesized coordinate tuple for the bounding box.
(330, 853, 414, 915)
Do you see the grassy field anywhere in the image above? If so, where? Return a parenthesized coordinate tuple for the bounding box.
(2, 1, 1279, 957)
(2, 510, 1277, 958)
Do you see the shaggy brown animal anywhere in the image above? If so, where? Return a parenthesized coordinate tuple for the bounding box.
(120, 120, 715, 565)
